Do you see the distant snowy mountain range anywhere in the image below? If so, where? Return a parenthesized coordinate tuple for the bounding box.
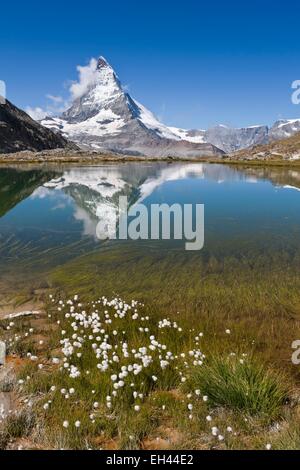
(40, 56, 300, 156)
(169, 120, 300, 153)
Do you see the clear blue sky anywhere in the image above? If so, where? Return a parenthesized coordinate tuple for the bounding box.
(1, 0, 300, 129)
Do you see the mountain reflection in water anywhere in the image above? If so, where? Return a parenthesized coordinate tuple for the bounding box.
(1, 162, 300, 284)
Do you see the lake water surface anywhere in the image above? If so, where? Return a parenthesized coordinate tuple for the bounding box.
(1, 162, 300, 294)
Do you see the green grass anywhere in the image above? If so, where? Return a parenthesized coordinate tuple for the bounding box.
(186, 357, 289, 421)
(3, 238, 300, 449)
(2, 291, 293, 450)
(271, 423, 300, 450)
(5, 411, 35, 439)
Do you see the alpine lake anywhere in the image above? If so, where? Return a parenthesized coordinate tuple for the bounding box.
(1, 161, 300, 449)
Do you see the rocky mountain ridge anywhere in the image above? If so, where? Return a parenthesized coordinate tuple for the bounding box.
(0, 99, 77, 154)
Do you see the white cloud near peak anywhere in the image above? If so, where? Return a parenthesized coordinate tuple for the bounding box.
(26, 57, 99, 120)
(69, 58, 98, 100)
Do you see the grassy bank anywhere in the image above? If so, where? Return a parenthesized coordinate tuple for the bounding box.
(1, 242, 300, 449)
(1, 149, 300, 168)
(0, 293, 292, 450)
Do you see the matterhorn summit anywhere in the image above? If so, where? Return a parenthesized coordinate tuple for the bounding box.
(41, 56, 222, 158)
(62, 57, 126, 123)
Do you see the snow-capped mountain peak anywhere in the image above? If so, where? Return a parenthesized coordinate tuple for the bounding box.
(38, 55, 300, 156)
(61, 56, 123, 123)
(269, 119, 300, 140)
(41, 55, 223, 158)
(96, 56, 110, 69)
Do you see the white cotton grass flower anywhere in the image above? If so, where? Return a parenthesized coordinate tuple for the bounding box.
(225, 329, 231, 334)
(206, 415, 212, 422)
(266, 443, 272, 450)
(211, 426, 219, 436)
(45, 294, 235, 439)
(75, 421, 81, 428)
(63, 420, 69, 428)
